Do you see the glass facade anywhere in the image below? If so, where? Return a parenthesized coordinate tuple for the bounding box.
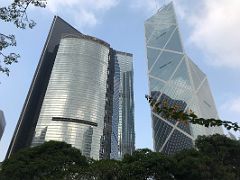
(115, 51, 135, 158)
(145, 2, 223, 155)
(7, 16, 135, 160)
(31, 36, 110, 159)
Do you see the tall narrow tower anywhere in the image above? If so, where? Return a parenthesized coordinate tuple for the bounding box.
(115, 51, 135, 158)
(145, 2, 223, 155)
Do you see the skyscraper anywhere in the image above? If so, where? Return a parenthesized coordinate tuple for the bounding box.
(145, 2, 223, 155)
(7, 16, 134, 160)
(115, 51, 135, 158)
(0, 110, 6, 141)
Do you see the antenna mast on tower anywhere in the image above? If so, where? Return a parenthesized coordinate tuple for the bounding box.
(155, 0, 158, 11)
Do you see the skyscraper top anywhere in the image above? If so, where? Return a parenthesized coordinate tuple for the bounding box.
(114, 50, 133, 57)
(145, 2, 176, 25)
(54, 16, 110, 48)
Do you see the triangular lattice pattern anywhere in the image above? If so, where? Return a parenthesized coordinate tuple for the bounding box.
(145, 2, 223, 155)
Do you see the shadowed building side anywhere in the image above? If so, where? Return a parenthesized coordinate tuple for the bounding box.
(110, 53, 120, 159)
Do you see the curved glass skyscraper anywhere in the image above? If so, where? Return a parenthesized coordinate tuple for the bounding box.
(145, 2, 223, 155)
(7, 16, 134, 160)
(31, 35, 110, 159)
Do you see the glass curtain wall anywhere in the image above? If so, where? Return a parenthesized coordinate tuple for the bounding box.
(115, 51, 135, 158)
(145, 2, 223, 155)
(31, 35, 110, 160)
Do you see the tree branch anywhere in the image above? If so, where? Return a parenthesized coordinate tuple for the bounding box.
(145, 95, 240, 131)
(0, 0, 46, 77)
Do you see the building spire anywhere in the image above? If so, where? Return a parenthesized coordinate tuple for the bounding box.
(155, 0, 159, 11)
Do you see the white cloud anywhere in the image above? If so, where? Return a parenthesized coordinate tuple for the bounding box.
(129, 0, 197, 18)
(46, 0, 119, 27)
(133, 0, 240, 69)
(130, 0, 161, 14)
(219, 96, 240, 137)
(73, 9, 97, 28)
(178, 0, 240, 68)
(221, 97, 240, 114)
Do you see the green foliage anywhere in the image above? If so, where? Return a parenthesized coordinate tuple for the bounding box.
(87, 159, 122, 180)
(174, 134, 240, 180)
(1, 135, 239, 179)
(122, 149, 175, 180)
(195, 134, 240, 178)
(145, 95, 240, 131)
(174, 149, 236, 180)
(0, 33, 19, 76)
(0, 141, 88, 180)
(0, 0, 46, 29)
(0, 0, 46, 76)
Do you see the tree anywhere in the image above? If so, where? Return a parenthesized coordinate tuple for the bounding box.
(121, 149, 175, 180)
(173, 148, 237, 180)
(87, 159, 122, 180)
(195, 134, 240, 179)
(173, 135, 240, 180)
(1, 136, 239, 179)
(0, 0, 46, 76)
(0, 141, 89, 180)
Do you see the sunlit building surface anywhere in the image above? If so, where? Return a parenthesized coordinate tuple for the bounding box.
(7, 16, 134, 160)
(31, 35, 111, 159)
(145, 2, 223, 155)
(0, 110, 6, 141)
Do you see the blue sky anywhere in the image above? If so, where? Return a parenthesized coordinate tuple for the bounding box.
(0, 0, 240, 161)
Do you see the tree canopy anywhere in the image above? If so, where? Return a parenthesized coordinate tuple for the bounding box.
(1, 135, 239, 180)
(0, 141, 88, 180)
